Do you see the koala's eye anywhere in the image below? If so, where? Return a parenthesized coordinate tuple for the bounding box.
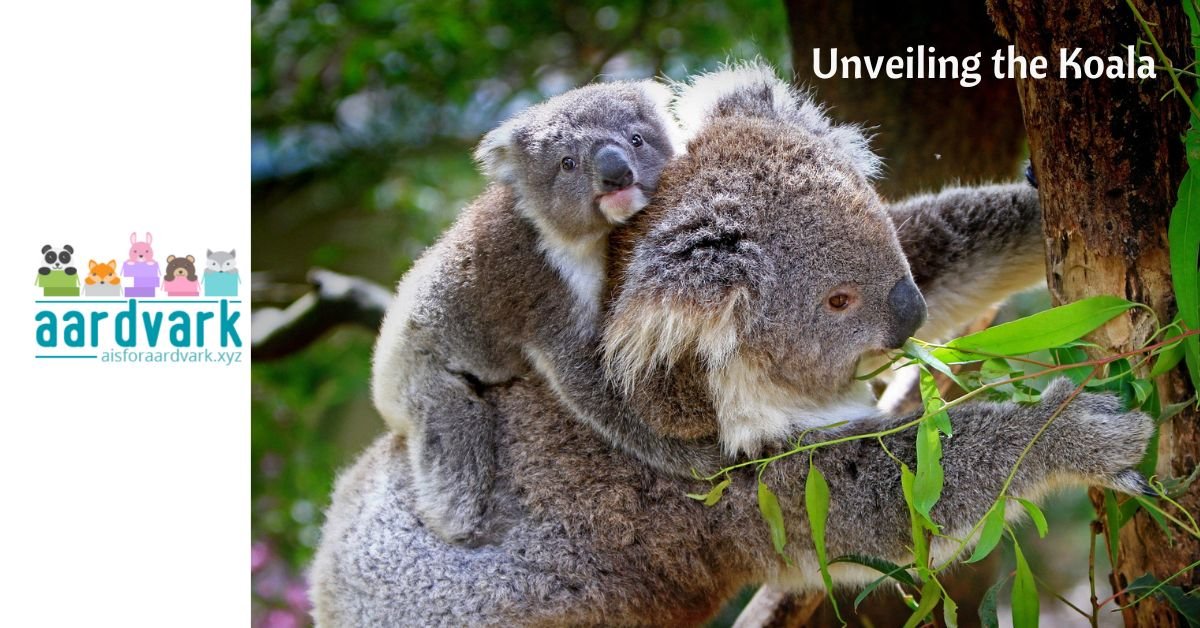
(825, 289, 857, 312)
(630, 133, 643, 147)
(561, 157, 577, 172)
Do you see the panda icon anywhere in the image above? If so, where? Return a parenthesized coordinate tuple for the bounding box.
(36, 244, 80, 297)
(39, 244, 77, 275)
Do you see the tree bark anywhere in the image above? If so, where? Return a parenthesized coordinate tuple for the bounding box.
(785, 0, 1025, 198)
(988, 1, 1197, 625)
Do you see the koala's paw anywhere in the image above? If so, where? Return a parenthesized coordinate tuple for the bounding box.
(1041, 378, 1155, 496)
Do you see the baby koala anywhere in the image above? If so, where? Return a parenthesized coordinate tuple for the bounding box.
(372, 81, 723, 545)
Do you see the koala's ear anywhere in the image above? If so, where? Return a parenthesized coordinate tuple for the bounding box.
(674, 61, 880, 179)
(636, 79, 685, 154)
(604, 197, 771, 391)
(474, 118, 523, 184)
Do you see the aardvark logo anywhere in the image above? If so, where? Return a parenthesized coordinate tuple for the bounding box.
(33, 232, 245, 365)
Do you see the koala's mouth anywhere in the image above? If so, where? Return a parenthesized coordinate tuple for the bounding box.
(596, 185, 649, 224)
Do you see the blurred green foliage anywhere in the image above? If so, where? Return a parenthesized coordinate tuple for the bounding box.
(251, 1, 789, 625)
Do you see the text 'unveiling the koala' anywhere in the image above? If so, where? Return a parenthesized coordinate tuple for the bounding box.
(811, 45, 1156, 87)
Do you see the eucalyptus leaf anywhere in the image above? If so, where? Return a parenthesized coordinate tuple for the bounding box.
(943, 591, 959, 628)
(932, 296, 1136, 363)
(966, 501, 1006, 563)
(686, 476, 731, 507)
(902, 580, 942, 628)
(758, 480, 787, 560)
(1168, 160, 1200, 397)
(978, 574, 1009, 628)
(906, 339, 966, 389)
(1011, 537, 1039, 627)
(913, 414, 945, 518)
(831, 554, 917, 587)
(805, 464, 843, 623)
(1015, 498, 1048, 538)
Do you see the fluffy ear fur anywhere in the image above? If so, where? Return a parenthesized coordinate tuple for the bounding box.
(604, 196, 771, 393)
(637, 79, 686, 155)
(673, 61, 880, 179)
(473, 117, 523, 184)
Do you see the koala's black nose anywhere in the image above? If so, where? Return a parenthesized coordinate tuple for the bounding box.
(884, 277, 927, 349)
(595, 145, 634, 191)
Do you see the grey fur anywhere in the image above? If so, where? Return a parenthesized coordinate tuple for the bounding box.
(313, 65, 1151, 624)
(371, 80, 720, 546)
(310, 381, 1151, 626)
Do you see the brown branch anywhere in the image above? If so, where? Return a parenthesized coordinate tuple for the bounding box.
(251, 268, 392, 361)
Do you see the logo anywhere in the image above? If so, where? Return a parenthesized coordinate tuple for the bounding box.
(33, 231, 246, 365)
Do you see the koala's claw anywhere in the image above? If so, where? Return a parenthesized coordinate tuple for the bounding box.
(1109, 468, 1158, 497)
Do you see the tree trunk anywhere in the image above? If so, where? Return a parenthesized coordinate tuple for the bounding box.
(988, 1, 1198, 625)
(785, 0, 1025, 198)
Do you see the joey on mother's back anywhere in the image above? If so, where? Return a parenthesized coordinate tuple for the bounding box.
(311, 64, 1152, 627)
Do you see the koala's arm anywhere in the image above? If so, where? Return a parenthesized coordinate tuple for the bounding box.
(761, 379, 1151, 569)
(888, 183, 1045, 341)
(370, 238, 528, 545)
(524, 320, 727, 477)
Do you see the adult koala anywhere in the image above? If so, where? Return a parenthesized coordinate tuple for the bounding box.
(310, 65, 1151, 626)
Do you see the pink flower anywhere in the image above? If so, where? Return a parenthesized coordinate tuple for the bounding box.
(252, 542, 271, 572)
(263, 609, 300, 628)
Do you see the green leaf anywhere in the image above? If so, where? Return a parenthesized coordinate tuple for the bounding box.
(932, 296, 1136, 362)
(758, 480, 787, 559)
(978, 574, 1010, 628)
(943, 589, 959, 628)
(906, 339, 966, 390)
(1169, 159, 1200, 398)
(919, 368, 954, 436)
(1051, 346, 1092, 385)
(853, 570, 901, 610)
(1015, 498, 1049, 538)
(1130, 379, 1154, 405)
(1159, 584, 1200, 627)
(805, 463, 843, 624)
(902, 580, 942, 628)
(831, 554, 917, 587)
(686, 476, 731, 506)
(1149, 330, 1186, 378)
(1104, 489, 1122, 565)
(966, 501, 1007, 563)
(1133, 495, 1175, 543)
(913, 411, 945, 519)
(900, 465, 930, 568)
(1011, 536, 1039, 628)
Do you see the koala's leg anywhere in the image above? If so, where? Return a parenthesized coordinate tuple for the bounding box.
(402, 364, 501, 547)
(888, 182, 1045, 342)
(771, 379, 1152, 572)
